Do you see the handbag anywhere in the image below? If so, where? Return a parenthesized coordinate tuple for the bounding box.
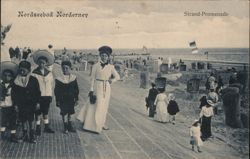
(89, 94, 97, 104)
(190, 136, 195, 145)
(88, 91, 97, 104)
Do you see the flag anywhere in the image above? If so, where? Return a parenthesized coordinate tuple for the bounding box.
(189, 41, 198, 54)
(189, 41, 196, 47)
(191, 48, 198, 54)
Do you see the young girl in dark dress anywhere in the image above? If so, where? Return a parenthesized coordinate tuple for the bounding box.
(54, 61, 79, 134)
(167, 93, 179, 125)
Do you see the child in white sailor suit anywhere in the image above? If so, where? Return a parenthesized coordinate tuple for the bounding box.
(32, 54, 55, 136)
(0, 61, 19, 142)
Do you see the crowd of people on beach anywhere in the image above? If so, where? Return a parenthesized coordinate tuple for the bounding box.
(144, 70, 227, 152)
(145, 64, 248, 153)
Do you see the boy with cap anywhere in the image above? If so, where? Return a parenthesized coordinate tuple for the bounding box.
(12, 61, 41, 143)
(54, 61, 79, 134)
(0, 61, 19, 142)
(32, 50, 55, 135)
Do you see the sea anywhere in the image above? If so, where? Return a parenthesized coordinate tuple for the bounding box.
(56, 48, 249, 64)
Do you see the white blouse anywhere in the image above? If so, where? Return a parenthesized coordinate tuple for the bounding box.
(90, 63, 120, 91)
(200, 106, 214, 117)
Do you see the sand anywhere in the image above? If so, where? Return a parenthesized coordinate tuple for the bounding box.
(112, 68, 249, 158)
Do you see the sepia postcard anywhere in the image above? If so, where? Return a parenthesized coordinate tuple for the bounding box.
(1, 0, 249, 159)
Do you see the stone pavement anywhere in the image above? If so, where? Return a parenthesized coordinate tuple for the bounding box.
(0, 93, 85, 159)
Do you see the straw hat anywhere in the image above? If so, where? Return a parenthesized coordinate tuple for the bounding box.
(33, 49, 54, 66)
(193, 119, 200, 125)
(0, 61, 18, 78)
(207, 99, 215, 107)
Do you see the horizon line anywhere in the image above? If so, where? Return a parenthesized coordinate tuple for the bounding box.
(50, 47, 249, 50)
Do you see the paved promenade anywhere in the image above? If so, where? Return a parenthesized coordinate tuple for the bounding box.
(0, 66, 245, 159)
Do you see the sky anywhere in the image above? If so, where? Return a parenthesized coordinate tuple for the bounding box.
(1, 0, 249, 49)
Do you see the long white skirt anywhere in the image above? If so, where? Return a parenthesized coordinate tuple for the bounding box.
(154, 102, 168, 122)
(77, 81, 111, 133)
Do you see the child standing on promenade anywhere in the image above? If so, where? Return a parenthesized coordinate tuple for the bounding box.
(12, 61, 41, 143)
(54, 61, 79, 134)
(32, 50, 55, 135)
(0, 61, 19, 142)
(167, 93, 179, 125)
(154, 88, 169, 123)
(190, 119, 203, 153)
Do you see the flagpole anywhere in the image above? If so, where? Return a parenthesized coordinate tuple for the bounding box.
(206, 52, 208, 69)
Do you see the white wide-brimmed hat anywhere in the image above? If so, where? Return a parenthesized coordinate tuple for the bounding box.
(33, 49, 54, 66)
(207, 99, 215, 107)
(0, 61, 18, 78)
(192, 119, 200, 125)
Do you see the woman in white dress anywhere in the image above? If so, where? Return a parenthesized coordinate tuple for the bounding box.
(78, 46, 120, 133)
(154, 88, 169, 123)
